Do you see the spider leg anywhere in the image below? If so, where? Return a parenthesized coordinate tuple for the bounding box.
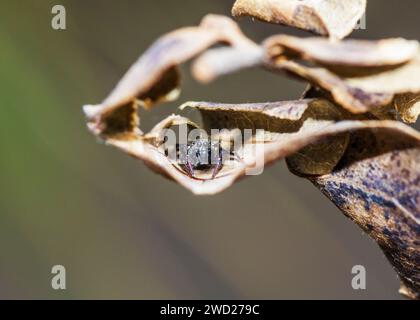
(185, 160, 195, 178)
(226, 150, 241, 163)
(231, 154, 241, 162)
(211, 157, 223, 179)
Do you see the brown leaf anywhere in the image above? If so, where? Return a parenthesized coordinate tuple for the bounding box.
(302, 85, 398, 121)
(347, 55, 420, 94)
(191, 33, 420, 122)
(265, 35, 420, 77)
(192, 46, 264, 83)
(184, 99, 350, 176)
(293, 126, 420, 299)
(266, 56, 420, 117)
(232, 0, 367, 39)
(267, 59, 394, 113)
(83, 14, 258, 136)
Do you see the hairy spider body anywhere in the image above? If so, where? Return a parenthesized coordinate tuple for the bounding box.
(178, 139, 229, 179)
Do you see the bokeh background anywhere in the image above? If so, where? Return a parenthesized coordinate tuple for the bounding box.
(0, 0, 418, 299)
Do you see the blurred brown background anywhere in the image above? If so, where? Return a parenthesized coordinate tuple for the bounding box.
(0, 0, 418, 299)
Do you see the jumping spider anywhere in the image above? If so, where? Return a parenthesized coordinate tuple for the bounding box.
(177, 139, 234, 179)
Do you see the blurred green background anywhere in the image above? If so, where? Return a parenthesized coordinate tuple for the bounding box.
(0, 0, 418, 299)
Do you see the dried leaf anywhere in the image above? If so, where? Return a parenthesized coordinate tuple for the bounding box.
(191, 34, 420, 121)
(265, 35, 420, 77)
(266, 56, 420, 117)
(232, 0, 367, 39)
(184, 99, 350, 176)
(267, 59, 394, 113)
(181, 100, 320, 128)
(347, 55, 420, 94)
(293, 127, 420, 299)
(83, 14, 258, 135)
(302, 85, 398, 121)
(192, 46, 264, 83)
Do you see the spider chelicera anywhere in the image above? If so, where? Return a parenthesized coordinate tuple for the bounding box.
(177, 139, 233, 179)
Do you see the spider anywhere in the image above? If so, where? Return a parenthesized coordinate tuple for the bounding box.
(177, 139, 233, 179)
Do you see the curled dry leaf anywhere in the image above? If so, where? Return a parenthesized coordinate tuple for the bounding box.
(182, 99, 349, 176)
(265, 35, 420, 77)
(191, 33, 420, 123)
(232, 0, 367, 39)
(264, 45, 420, 120)
(192, 46, 264, 83)
(266, 59, 394, 113)
(83, 14, 259, 136)
(301, 85, 398, 121)
(289, 125, 420, 299)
